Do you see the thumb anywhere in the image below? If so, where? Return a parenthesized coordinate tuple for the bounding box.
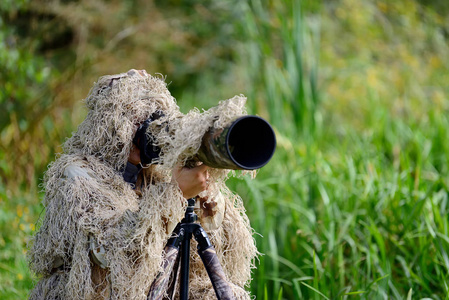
(197, 164, 209, 173)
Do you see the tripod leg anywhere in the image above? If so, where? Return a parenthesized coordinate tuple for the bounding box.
(165, 249, 180, 299)
(199, 247, 235, 300)
(194, 227, 235, 300)
(148, 225, 184, 300)
(180, 231, 192, 300)
(147, 245, 180, 300)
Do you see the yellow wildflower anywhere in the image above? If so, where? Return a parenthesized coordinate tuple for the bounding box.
(17, 205, 23, 218)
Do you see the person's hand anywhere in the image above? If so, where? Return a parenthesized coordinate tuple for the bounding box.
(172, 164, 209, 199)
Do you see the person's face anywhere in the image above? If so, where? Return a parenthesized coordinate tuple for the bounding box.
(129, 124, 141, 165)
(128, 143, 141, 165)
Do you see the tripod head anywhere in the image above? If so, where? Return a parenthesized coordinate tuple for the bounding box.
(183, 198, 198, 223)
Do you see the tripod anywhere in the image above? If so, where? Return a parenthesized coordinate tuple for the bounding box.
(148, 198, 235, 300)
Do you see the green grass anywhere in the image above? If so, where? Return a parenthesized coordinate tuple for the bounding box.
(225, 0, 449, 299)
(0, 186, 39, 299)
(225, 103, 449, 299)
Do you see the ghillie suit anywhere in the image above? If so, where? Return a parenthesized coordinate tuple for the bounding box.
(28, 69, 258, 299)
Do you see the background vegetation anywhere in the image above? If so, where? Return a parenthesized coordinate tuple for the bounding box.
(1, 0, 449, 299)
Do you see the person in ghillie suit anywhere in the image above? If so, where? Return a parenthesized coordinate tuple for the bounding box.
(28, 69, 258, 299)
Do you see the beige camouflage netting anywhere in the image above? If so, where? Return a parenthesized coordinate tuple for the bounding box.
(28, 69, 258, 299)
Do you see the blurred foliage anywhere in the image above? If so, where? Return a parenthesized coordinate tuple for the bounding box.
(1, 0, 51, 187)
(0, 0, 252, 297)
(238, 0, 449, 298)
(0, 0, 246, 191)
(1, 0, 449, 298)
(237, 0, 321, 136)
(320, 0, 449, 129)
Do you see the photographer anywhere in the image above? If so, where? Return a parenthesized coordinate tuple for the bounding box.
(28, 69, 257, 299)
